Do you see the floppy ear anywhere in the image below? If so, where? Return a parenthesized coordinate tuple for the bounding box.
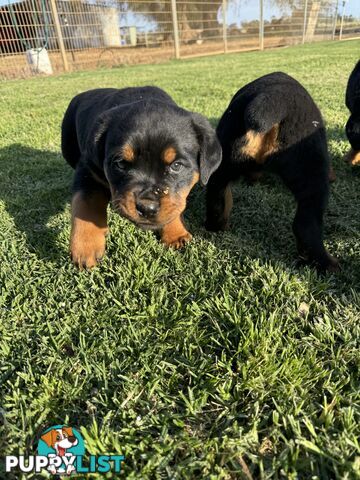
(41, 429, 56, 448)
(85, 111, 111, 170)
(63, 426, 74, 437)
(191, 113, 222, 186)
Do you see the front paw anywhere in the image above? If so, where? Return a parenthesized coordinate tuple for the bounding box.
(162, 231, 192, 249)
(70, 232, 106, 269)
(160, 217, 192, 249)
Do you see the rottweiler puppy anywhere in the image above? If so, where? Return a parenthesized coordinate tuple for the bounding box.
(206, 72, 338, 272)
(345, 59, 360, 166)
(62, 86, 222, 268)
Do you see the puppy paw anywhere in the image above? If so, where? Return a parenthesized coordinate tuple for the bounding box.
(163, 231, 193, 249)
(70, 231, 106, 269)
(160, 217, 192, 249)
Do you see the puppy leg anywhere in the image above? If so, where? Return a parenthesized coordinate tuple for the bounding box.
(205, 166, 233, 231)
(70, 186, 109, 269)
(292, 195, 338, 273)
(344, 148, 360, 166)
(161, 216, 192, 249)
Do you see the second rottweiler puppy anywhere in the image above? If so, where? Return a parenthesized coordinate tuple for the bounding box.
(206, 72, 338, 272)
(345, 59, 360, 166)
(62, 86, 222, 268)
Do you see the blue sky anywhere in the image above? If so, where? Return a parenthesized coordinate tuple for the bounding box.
(229, 0, 360, 24)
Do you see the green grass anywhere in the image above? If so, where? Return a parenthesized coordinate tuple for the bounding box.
(1, 40, 360, 479)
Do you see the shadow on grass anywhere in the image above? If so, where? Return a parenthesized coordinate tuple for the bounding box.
(185, 124, 360, 287)
(0, 143, 72, 263)
(1, 137, 359, 287)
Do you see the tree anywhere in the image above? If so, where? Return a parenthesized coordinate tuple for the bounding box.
(120, 0, 223, 42)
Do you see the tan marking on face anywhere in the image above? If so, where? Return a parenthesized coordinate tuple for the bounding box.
(162, 146, 177, 165)
(157, 172, 200, 225)
(70, 191, 109, 269)
(116, 190, 139, 220)
(122, 144, 135, 162)
(240, 124, 279, 164)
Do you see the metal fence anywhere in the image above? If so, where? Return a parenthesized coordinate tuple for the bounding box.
(0, 0, 359, 80)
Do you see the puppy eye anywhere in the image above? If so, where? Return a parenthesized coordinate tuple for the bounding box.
(169, 161, 183, 173)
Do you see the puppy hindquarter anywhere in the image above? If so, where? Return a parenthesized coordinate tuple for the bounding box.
(240, 125, 279, 164)
(160, 216, 192, 248)
(71, 190, 109, 268)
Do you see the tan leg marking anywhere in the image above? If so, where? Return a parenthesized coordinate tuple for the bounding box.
(70, 191, 108, 269)
(160, 216, 192, 249)
(345, 148, 360, 166)
(240, 124, 279, 164)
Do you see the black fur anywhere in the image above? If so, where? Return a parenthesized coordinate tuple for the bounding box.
(206, 72, 338, 272)
(62, 86, 221, 230)
(345, 60, 360, 152)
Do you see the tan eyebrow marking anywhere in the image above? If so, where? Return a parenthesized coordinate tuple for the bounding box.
(162, 146, 177, 165)
(122, 144, 135, 162)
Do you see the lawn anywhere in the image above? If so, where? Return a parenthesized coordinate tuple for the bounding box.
(0, 40, 360, 479)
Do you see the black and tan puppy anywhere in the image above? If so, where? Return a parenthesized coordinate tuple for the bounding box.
(345, 59, 360, 166)
(206, 72, 338, 272)
(62, 86, 222, 268)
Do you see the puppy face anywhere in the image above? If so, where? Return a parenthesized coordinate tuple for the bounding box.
(41, 426, 78, 451)
(90, 103, 221, 230)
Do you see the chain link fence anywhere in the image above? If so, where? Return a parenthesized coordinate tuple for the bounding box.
(1, 0, 359, 80)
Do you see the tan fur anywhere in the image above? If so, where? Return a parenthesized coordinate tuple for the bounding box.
(240, 125, 279, 163)
(161, 216, 192, 248)
(163, 146, 177, 164)
(122, 144, 135, 162)
(157, 172, 199, 225)
(345, 148, 360, 166)
(222, 185, 233, 229)
(70, 191, 108, 268)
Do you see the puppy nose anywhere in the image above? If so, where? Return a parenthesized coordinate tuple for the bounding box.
(68, 436, 76, 443)
(136, 199, 159, 218)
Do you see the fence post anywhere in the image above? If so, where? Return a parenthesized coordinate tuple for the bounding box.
(259, 0, 264, 50)
(222, 0, 228, 53)
(49, 0, 69, 72)
(339, 0, 346, 40)
(170, 0, 180, 59)
(332, 0, 339, 40)
(302, 0, 308, 44)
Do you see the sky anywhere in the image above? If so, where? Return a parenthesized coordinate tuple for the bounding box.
(1, 0, 360, 28)
(228, 0, 360, 24)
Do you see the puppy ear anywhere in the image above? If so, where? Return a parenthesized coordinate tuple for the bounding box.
(191, 113, 222, 186)
(41, 429, 56, 448)
(63, 426, 74, 437)
(86, 112, 111, 169)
